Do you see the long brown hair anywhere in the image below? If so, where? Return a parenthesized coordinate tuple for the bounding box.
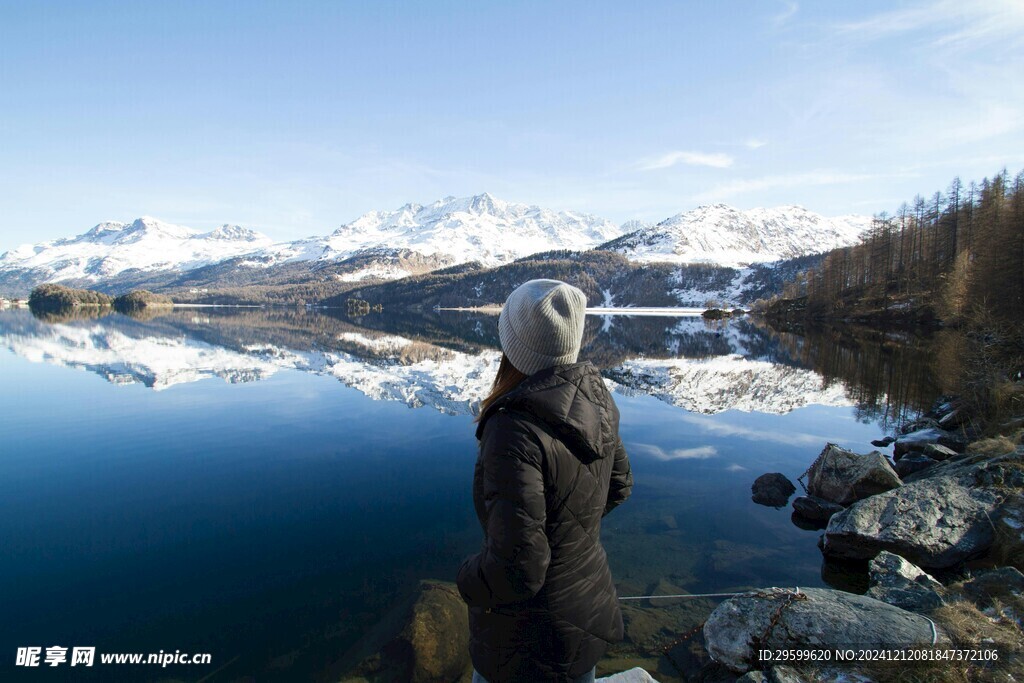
(476, 353, 528, 421)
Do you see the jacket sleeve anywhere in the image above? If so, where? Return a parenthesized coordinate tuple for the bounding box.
(457, 417, 550, 609)
(603, 435, 633, 516)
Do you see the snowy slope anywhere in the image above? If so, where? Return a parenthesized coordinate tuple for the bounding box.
(603, 204, 870, 267)
(0, 194, 624, 290)
(0, 217, 274, 284)
(256, 193, 623, 267)
(0, 197, 869, 295)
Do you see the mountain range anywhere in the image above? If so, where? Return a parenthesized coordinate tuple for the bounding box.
(0, 194, 870, 299)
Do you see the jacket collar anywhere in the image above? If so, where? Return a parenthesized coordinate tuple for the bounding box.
(475, 361, 610, 463)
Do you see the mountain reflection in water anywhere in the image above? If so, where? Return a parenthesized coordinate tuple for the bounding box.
(0, 306, 942, 681)
(0, 307, 899, 416)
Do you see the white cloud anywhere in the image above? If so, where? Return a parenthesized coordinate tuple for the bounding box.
(771, 1, 798, 27)
(676, 414, 825, 447)
(726, 463, 749, 472)
(745, 139, 768, 150)
(631, 443, 718, 461)
(638, 150, 734, 171)
(836, 0, 1024, 52)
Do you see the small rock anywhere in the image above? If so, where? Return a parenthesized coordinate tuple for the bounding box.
(900, 417, 940, 435)
(959, 567, 1024, 609)
(805, 444, 901, 506)
(736, 673, 766, 683)
(938, 409, 965, 428)
(894, 428, 966, 458)
(792, 495, 844, 524)
(922, 443, 958, 461)
(894, 452, 937, 478)
(752, 473, 796, 507)
(790, 511, 824, 531)
(767, 666, 810, 683)
(866, 551, 944, 612)
(990, 492, 1024, 568)
(597, 668, 661, 683)
(871, 436, 896, 447)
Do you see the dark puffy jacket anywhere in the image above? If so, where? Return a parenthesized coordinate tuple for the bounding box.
(457, 361, 634, 682)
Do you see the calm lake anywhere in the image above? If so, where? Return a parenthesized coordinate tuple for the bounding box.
(0, 307, 936, 681)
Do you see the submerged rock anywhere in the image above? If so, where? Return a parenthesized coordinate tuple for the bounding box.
(805, 444, 901, 506)
(791, 495, 844, 525)
(866, 550, 944, 611)
(339, 580, 469, 683)
(702, 586, 937, 672)
(822, 476, 999, 568)
(752, 473, 796, 507)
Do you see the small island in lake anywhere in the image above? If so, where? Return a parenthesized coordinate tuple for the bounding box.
(112, 289, 174, 312)
(27, 284, 174, 316)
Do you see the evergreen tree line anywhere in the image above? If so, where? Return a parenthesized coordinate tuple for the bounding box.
(329, 250, 738, 310)
(28, 284, 173, 312)
(785, 168, 1023, 325)
(28, 283, 113, 307)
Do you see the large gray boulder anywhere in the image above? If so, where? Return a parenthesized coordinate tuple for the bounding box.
(866, 550, 944, 611)
(805, 443, 901, 506)
(822, 475, 999, 568)
(703, 587, 938, 672)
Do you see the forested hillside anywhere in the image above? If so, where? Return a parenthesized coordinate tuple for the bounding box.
(775, 168, 1023, 326)
(324, 250, 739, 310)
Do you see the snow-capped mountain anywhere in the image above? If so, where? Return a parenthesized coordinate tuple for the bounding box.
(256, 192, 623, 268)
(602, 204, 870, 267)
(0, 194, 624, 294)
(0, 216, 274, 285)
(0, 196, 870, 297)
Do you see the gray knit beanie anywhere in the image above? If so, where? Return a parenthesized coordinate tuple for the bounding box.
(498, 279, 587, 376)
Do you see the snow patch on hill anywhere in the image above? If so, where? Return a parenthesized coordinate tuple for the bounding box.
(0, 217, 275, 284)
(605, 204, 869, 267)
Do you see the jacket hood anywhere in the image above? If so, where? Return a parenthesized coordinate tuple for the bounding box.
(475, 361, 617, 464)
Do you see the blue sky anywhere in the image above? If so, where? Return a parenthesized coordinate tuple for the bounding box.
(1, 0, 1022, 246)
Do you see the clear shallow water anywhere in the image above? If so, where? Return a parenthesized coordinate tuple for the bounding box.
(0, 308, 900, 680)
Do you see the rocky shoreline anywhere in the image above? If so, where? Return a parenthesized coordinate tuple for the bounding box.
(738, 397, 1024, 682)
(332, 398, 1022, 683)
